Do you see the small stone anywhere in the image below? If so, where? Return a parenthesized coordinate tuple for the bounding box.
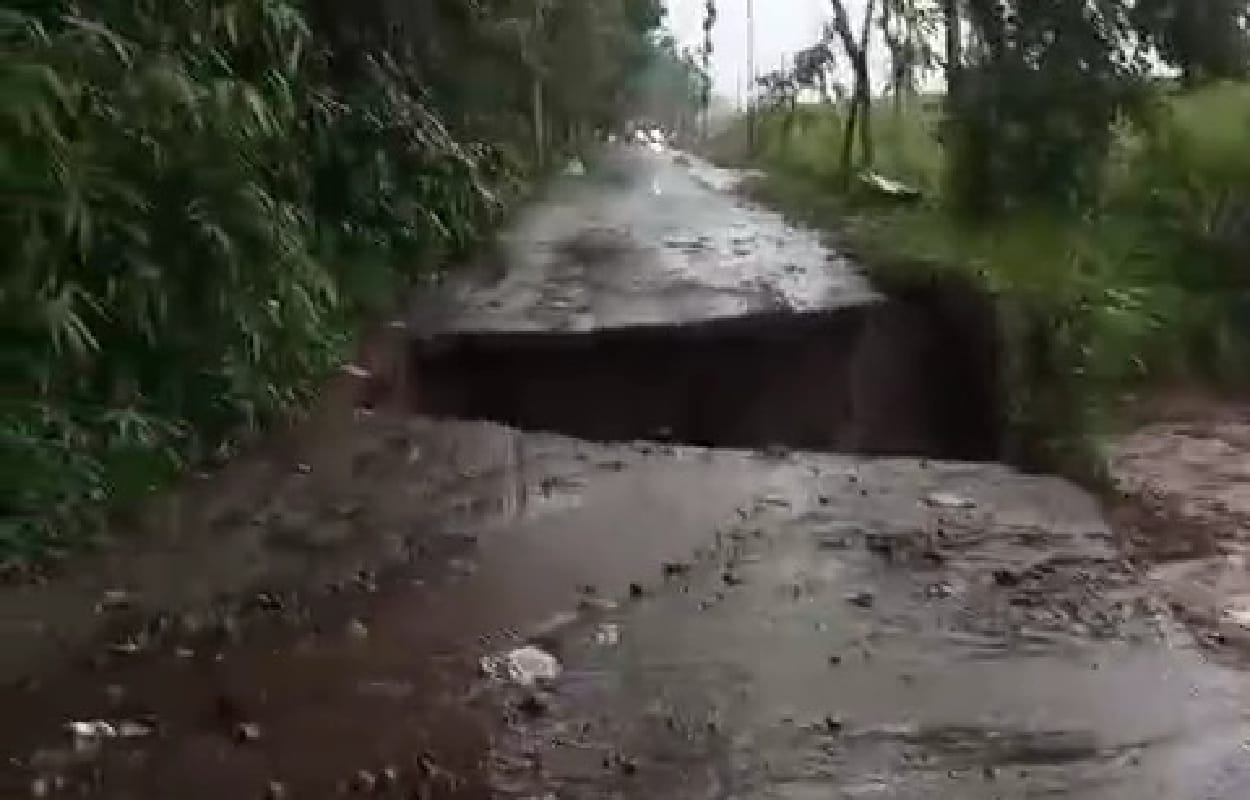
(662, 562, 691, 578)
(824, 715, 844, 733)
(722, 571, 745, 587)
(234, 722, 262, 743)
(117, 719, 157, 738)
(992, 569, 1020, 587)
(578, 597, 618, 613)
(351, 769, 377, 793)
(264, 780, 288, 800)
(517, 692, 551, 717)
(294, 462, 312, 474)
(982, 765, 997, 780)
(108, 639, 144, 656)
(96, 589, 133, 613)
(827, 654, 842, 666)
(378, 766, 399, 788)
(30, 777, 50, 797)
(345, 618, 369, 641)
(628, 582, 645, 599)
(846, 590, 875, 608)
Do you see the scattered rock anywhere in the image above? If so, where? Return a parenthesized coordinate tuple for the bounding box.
(827, 654, 842, 666)
(264, 780, 288, 800)
(662, 561, 691, 578)
(864, 534, 894, 557)
(578, 597, 619, 614)
(95, 589, 133, 613)
(593, 623, 621, 646)
(924, 492, 976, 510)
(234, 722, 262, 744)
(992, 569, 1021, 587)
(65, 720, 116, 740)
(846, 590, 875, 608)
(722, 571, 745, 587)
(480, 646, 561, 687)
(823, 715, 845, 734)
(517, 692, 552, 717)
(252, 591, 284, 611)
(628, 582, 645, 599)
(294, 462, 312, 475)
(116, 719, 157, 738)
(30, 777, 50, 798)
(925, 582, 955, 599)
(378, 766, 400, 789)
(108, 638, 145, 657)
(345, 618, 370, 642)
(350, 769, 377, 794)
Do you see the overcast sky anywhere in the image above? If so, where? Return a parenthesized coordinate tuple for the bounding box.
(666, 0, 882, 102)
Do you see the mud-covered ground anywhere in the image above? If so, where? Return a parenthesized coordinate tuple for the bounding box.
(3, 147, 1250, 799)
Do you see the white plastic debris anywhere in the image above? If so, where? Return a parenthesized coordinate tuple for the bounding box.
(924, 492, 977, 510)
(66, 720, 116, 740)
(479, 645, 561, 687)
(66, 718, 155, 741)
(593, 623, 621, 646)
(563, 158, 586, 177)
(1222, 606, 1250, 628)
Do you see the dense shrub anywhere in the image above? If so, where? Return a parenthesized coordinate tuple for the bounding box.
(0, 1, 501, 557)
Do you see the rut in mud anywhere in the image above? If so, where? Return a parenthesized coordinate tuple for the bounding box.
(409, 286, 1002, 461)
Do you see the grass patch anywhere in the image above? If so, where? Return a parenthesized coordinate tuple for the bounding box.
(717, 89, 1250, 476)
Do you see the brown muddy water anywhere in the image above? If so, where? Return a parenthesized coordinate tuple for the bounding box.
(3, 147, 1250, 799)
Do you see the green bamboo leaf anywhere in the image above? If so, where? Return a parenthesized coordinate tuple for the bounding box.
(63, 16, 134, 67)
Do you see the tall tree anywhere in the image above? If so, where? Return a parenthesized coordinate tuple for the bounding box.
(700, 1, 717, 138)
(1131, 0, 1250, 86)
(947, 0, 1145, 215)
(828, 0, 877, 179)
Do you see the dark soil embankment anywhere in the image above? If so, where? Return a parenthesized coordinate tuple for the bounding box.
(408, 286, 1002, 462)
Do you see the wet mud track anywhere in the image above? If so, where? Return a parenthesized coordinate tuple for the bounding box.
(3, 148, 1250, 798)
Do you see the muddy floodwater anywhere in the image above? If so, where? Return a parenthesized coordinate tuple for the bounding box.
(3, 147, 1250, 799)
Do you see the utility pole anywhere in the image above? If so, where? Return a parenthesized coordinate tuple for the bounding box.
(746, 0, 756, 153)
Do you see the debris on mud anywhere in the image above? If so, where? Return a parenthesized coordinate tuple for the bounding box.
(234, 722, 263, 744)
(345, 618, 370, 642)
(846, 590, 875, 608)
(924, 491, 976, 510)
(480, 646, 562, 687)
(593, 623, 621, 646)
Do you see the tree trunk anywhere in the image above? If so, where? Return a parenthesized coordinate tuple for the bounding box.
(829, 0, 876, 177)
(532, 76, 545, 165)
(942, 0, 962, 99)
(840, 97, 859, 183)
(857, 0, 875, 167)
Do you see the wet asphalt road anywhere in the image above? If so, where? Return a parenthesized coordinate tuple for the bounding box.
(412, 146, 877, 337)
(3, 147, 1250, 799)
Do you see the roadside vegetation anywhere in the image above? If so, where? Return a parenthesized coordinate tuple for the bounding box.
(0, 0, 709, 561)
(713, 0, 1250, 474)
